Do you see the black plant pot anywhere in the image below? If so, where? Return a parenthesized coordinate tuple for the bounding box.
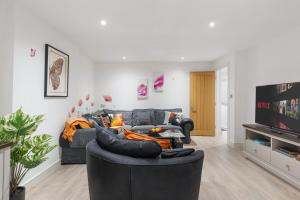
(10, 187, 25, 200)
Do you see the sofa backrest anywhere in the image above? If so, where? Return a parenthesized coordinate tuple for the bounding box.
(103, 109, 133, 125)
(132, 109, 156, 126)
(103, 108, 182, 126)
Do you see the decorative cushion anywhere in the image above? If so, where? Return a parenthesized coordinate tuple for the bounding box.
(132, 109, 155, 126)
(104, 109, 133, 126)
(96, 127, 162, 158)
(114, 110, 133, 126)
(90, 110, 112, 128)
(161, 148, 195, 159)
(169, 112, 184, 125)
(154, 109, 182, 125)
(162, 111, 184, 125)
(109, 113, 125, 127)
(100, 115, 110, 128)
(82, 113, 104, 128)
(163, 111, 171, 125)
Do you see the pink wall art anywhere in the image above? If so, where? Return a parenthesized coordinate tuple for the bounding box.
(137, 79, 148, 100)
(153, 72, 164, 92)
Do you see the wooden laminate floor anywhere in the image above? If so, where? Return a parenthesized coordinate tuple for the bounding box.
(26, 134, 300, 200)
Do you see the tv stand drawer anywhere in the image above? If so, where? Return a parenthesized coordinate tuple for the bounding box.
(271, 151, 300, 180)
(245, 139, 271, 163)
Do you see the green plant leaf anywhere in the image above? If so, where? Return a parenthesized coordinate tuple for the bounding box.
(3, 108, 57, 194)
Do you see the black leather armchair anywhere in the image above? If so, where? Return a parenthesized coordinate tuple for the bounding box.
(86, 140, 204, 200)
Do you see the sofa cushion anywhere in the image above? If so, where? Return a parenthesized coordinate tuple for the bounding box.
(132, 109, 155, 126)
(154, 110, 165, 125)
(96, 127, 162, 158)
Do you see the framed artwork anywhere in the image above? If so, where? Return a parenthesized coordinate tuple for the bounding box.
(44, 44, 69, 97)
(137, 79, 148, 100)
(153, 72, 164, 92)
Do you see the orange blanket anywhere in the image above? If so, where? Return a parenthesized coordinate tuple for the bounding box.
(123, 129, 172, 149)
(63, 117, 92, 142)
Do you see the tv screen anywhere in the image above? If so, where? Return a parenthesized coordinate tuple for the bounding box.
(255, 82, 300, 134)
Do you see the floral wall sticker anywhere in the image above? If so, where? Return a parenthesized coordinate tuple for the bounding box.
(137, 79, 148, 100)
(68, 94, 95, 118)
(103, 95, 112, 102)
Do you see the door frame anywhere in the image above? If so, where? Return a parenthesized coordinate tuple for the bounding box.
(216, 67, 229, 139)
(215, 64, 231, 144)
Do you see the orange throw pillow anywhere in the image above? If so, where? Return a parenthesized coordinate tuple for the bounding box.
(110, 114, 125, 127)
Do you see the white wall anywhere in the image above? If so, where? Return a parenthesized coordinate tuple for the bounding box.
(233, 28, 300, 143)
(95, 62, 212, 116)
(0, 0, 14, 115)
(12, 4, 95, 184)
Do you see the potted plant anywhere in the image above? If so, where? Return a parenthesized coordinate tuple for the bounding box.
(0, 109, 57, 200)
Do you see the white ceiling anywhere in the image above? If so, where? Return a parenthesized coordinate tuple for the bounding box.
(21, 0, 300, 63)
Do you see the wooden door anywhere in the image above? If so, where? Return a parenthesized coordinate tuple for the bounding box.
(190, 71, 215, 136)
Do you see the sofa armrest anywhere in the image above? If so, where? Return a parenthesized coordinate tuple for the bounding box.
(180, 118, 194, 131)
(59, 128, 125, 149)
(180, 118, 194, 144)
(69, 128, 97, 148)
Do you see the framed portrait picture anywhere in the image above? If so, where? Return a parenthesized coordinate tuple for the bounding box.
(44, 44, 69, 97)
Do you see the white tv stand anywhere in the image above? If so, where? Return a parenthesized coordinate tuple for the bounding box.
(243, 124, 300, 189)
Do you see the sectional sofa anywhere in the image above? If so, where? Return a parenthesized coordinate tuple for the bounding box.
(59, 108, 194, 164)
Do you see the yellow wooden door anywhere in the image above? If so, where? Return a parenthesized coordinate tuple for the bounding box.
(190, 71, 215, 136)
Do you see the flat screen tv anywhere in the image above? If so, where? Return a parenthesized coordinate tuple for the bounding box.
(255, 82, 300, 135)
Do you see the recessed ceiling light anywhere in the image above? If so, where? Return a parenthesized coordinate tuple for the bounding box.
(122, 56, 126, 60)
(181, 57, 185, 61)
(209, 21, 215, 27)
(100, 20, 107, 26)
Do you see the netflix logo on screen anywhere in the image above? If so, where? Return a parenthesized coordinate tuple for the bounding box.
(257, 102, 271, 109)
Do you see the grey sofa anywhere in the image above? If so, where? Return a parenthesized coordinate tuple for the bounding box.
(60, 108, 194, 164)
(86, 139, 204, 200)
